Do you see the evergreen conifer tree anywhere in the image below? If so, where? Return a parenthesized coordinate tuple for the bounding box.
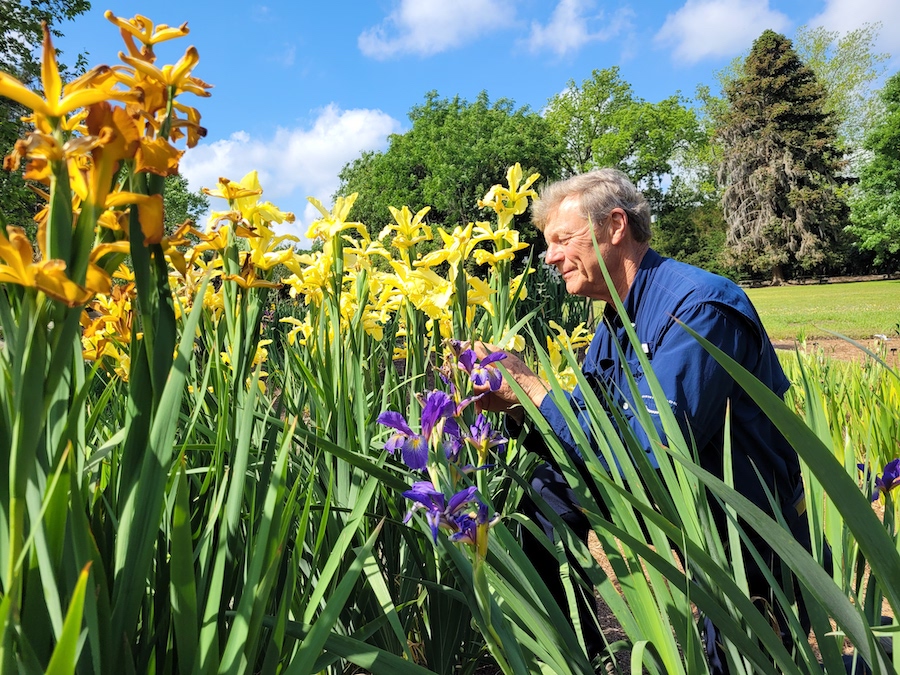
(718, 30, 848, 282)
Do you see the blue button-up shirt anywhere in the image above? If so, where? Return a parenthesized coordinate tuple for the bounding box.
(539, 249, 801, 512)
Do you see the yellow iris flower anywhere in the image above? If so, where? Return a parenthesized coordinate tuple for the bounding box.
(203, 175, 262, 203)
(465, 274, 496, 316)
(341, 234, 391, 269)
(280, 317, 312, 346)
(306, 193, 367, 242)
(169, 101, 206, 148)
(385, 261, 452, 320)
(0, 24, 136, 126)
(379, 205, 432, 256)
(81, 284, 136, 354)
(192, 222, 233, 253)
(0, 226, 110, 307)
(478, 163, 540, 220)
(415, 223, 477, 275)
(537, 321, 594, 390)
(135, 137, 183, 176)
(283, 249, 336, 305)
(472, 245, 523, 267)
(113, 264, 135, 282)
(104, 11, 190, 57)
(222, 253, 282, 290)
(508, 269, 534, 302)
(104, 192, 165, 245)
(119, 46, 212, 101)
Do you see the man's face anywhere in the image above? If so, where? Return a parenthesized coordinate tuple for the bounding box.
(542, 196, 611, 300)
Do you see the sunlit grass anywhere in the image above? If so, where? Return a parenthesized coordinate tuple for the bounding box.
(590, 279, 899, 341)
(746, 280, 900, 340)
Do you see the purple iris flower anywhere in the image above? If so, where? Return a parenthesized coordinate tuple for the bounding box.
(442, 417, 463, 463)
(377, 412, 428, 470)
(378, 390, 456, 471)
(457, 349, 507, 391)
(418, 390, 456, 433)
(859, 459, 900, 501)
(466, 413, 508, 457)
(445, 338, 468, 358)
(403, 481, 478, 542)
(450, 500, 499, 549)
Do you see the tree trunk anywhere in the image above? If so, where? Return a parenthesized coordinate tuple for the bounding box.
(771, 264, 786, 285)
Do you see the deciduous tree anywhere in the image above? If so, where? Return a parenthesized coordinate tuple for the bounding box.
(846, 71, 900, 269)
(164, 173, 208, 232)
(793, 23, 889, 161)
(544, 68, 634, 177)
(718, 30, 848, 283)
(653, 177, 729, 277)
(336, 91, 562, 241)
(545, 68, 704, 209)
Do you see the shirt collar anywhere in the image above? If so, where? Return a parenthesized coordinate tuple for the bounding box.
(603, 248, 663, 325)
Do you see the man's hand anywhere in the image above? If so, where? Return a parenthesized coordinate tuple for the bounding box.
(473, 342, 550, 422)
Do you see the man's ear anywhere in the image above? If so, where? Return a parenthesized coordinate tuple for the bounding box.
(607, 208, 629, 244)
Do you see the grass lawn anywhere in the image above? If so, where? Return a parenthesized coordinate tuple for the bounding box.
(745, 280, 900, 340)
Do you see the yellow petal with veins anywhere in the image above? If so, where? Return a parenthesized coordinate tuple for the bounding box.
(33, 261, 94, 306)
(105, 192, 164, 244)
(90, 241, 132, 262)
(85, 262, 113, 295)
(40, 22, 62, 110)
(135, 138, 183, 176)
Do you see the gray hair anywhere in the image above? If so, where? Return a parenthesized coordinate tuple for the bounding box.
(531, 169, 652, 242)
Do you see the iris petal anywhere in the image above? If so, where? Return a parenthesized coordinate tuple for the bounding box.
(377, 410, 415, 436)
(420, 390, 454, 436)
(481, 351, 507, 366)
(384, 433, 406, 455)
(458, 349, 477, 372)
(469, 366, 490, 387)
(447, 486, 478, 514)
(402, 435, 429, 471)
(486, 368, 503, 391)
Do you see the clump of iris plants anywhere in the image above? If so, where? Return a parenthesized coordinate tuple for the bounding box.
(377, 340, 508, 559)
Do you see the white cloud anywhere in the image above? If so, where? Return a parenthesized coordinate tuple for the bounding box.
(655, 0, 791, 64)
(252, 5, 273, 21)
(358, 0, 513, 59)
(269, 44, 296, 68)
(810, 0, 900, 59)
(179, 105, 402, 242)
(526, 0, 630, 57)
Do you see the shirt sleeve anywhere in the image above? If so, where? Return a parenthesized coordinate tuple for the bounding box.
(538, 301, 762, 468)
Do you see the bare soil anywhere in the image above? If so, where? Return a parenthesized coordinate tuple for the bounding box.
(771, 336, 900, 367)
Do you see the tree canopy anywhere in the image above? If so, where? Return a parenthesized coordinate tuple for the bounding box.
(793, 23, 889, 161)
(335, 91, 563, 239)
(717, 30, 849, 282)
(164, 173, 209, 232)
(846, 71, 900, 267)
(544, 68, 704, 208)
(713, 23, 888, 167)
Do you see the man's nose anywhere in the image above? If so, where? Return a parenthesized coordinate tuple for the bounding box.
(544, 243, 562, 264)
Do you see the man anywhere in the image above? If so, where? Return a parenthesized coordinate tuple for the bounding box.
(476, 169, 816, 673)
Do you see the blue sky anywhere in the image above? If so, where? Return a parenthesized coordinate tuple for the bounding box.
(53, 0, 900, 242)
